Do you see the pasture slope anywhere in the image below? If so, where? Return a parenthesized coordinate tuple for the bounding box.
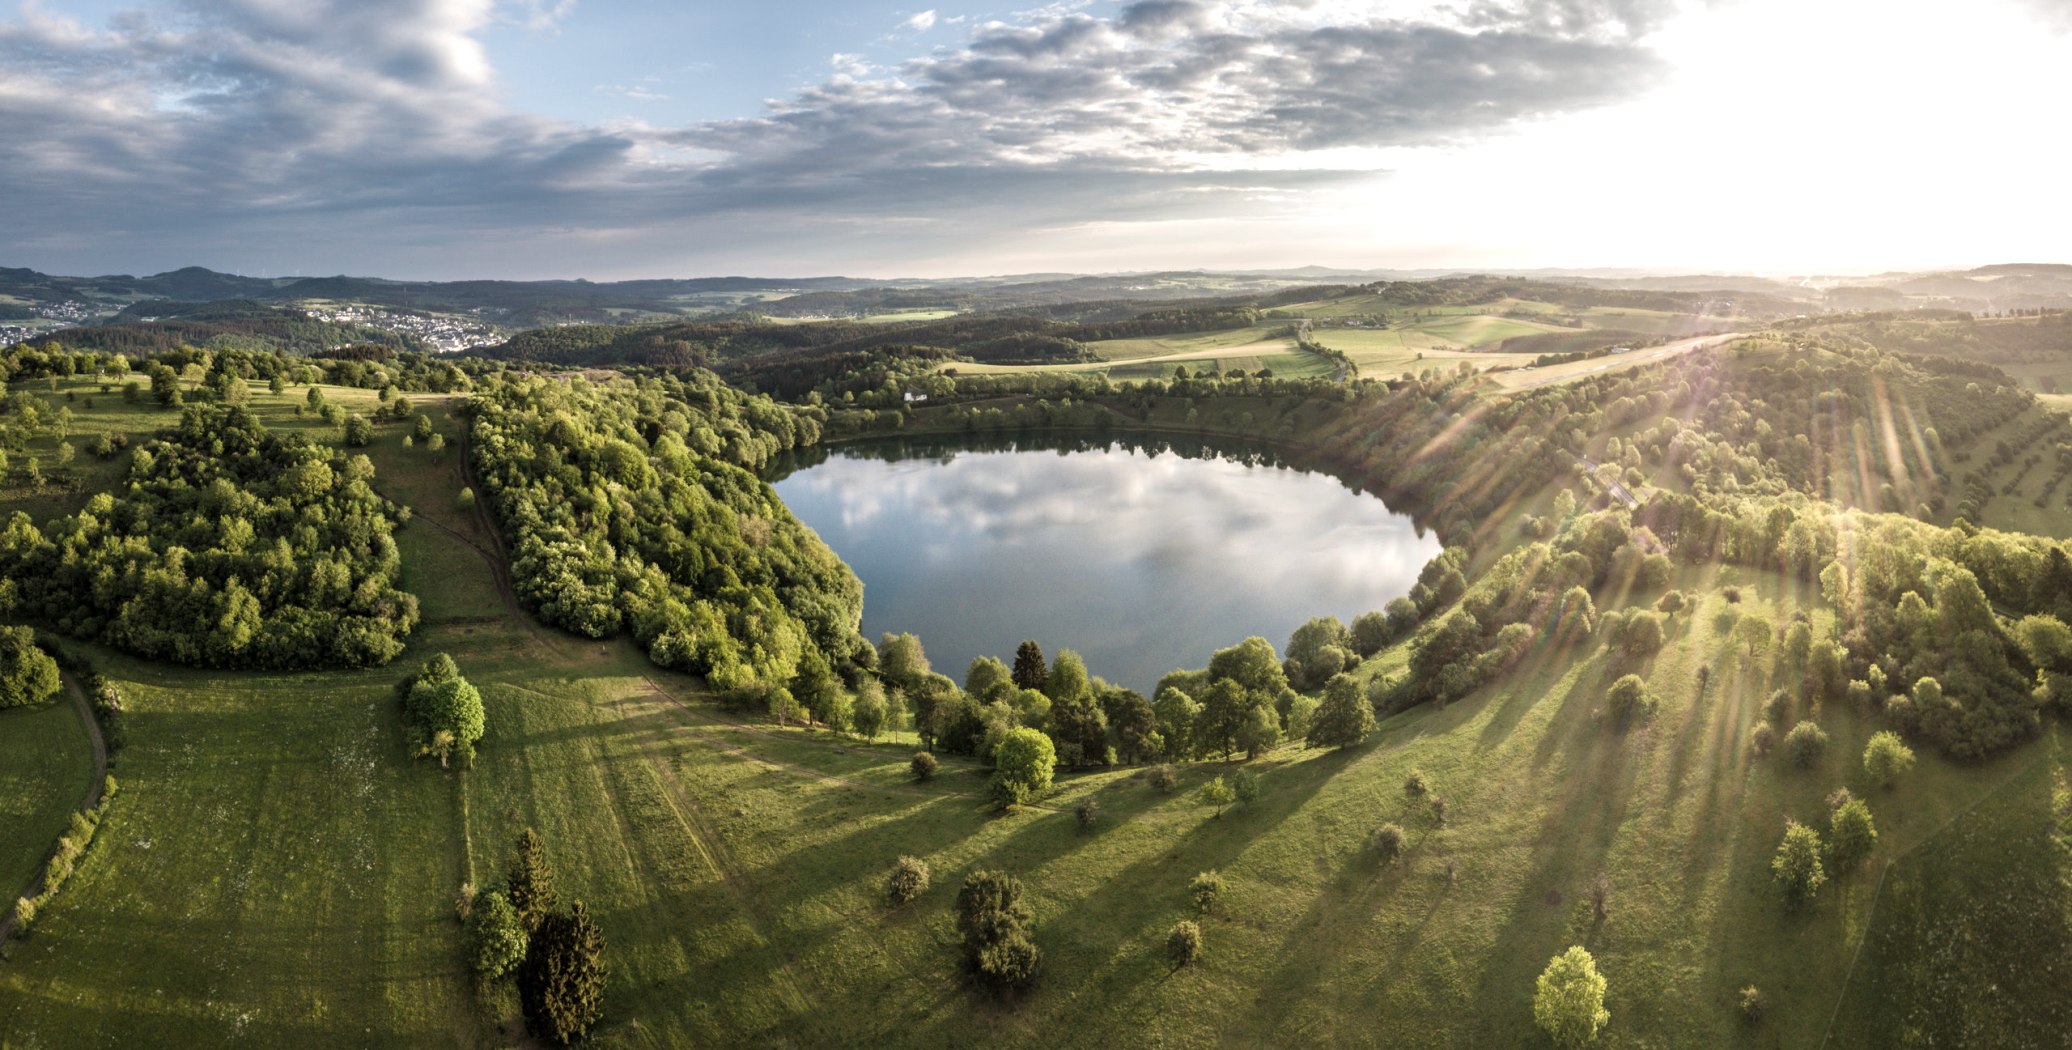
(0, 373, 2065, 1047)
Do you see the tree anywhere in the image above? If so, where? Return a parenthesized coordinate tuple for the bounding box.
(852, 679, 889, 741)
(1190, 870, 1224, 914)
(1209, 636, 1288, 697)
(1307, 673, 1376, 748)
(878, 632, 932, 693)
(1828, 798, 1877, 872)
(507, 828, 558, 934)
(1621, 612, 1664, 660)
(0, 627, 60, 709)
(955, 870, 1038, 991)
(1235, 703, 1280, 759)
(1734, 614, 1773, 658)
(1167, 920, 1202, 968)
(1105, 688, 1161, 763)
(1350, 610, 1391, 656)
(1534, 946, 1610, 1049)
(409, 676, 485, 767)
(343, 413, 373, 446)
(886, 855, 930, 904)
(518, 900, 607, 1046)
(1011, 640, 1048, 691)
(1772, 820, 1827, 907)
(148, 363, 181, 406)
(1285, 615, 1351, 691)
(1863, 731, 1916, 788)
(965, 655, 1013, 702)
(413, 414, 434, 441)
(1198, 775, 1236, 813)
(467, 890, 528, 979)
(1783, 720, 1828, 769)
(1153, 686, 1199, 761)
(1044, 649, 1093, 705)
(990, 727, 1056, 808)
(1606, 674, 1653, 727)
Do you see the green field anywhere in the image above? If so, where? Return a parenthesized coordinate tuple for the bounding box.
(0, 699, 93, 902)
(1, 345, 2066, 1047)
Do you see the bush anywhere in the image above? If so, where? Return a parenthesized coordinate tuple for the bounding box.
(1656, 590, 1686, 616)
(1190, 870, 1224, 914)
(1606, 674, 1654, 727)
(1403, 769, 1431, 798)
(1739, 985, 1764, 1025)
(1783, 721, 1829, 768)
(1148, 763, 1177, 792)
(910, 751, 939, 782)
(1076, 797, 1100, 830)
(886, 855, 930, 904)
(955, 870, 1038, 992)
(1750, 721, 1776, 757)
(1722, 585, 1743, 603)
(1375, 822, 1407, 864)
(1534, 945, 1610, 1049)
(1166, 920, 1202, 968)
(1863, 731, 1916, 788)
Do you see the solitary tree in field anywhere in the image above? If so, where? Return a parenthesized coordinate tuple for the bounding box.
(955, 870, 1038, 991)
(1863, 731, 1916, 788)
(1534, 945, 1610, 1048)
(1167, 920, 1202, 968)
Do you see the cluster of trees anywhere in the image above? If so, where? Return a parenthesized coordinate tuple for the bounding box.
(0, 405, 420, 668)
(955, 869, 1039, 992)
(396, 653, 486, 767)
(466, 829, 606, 1045)
(465, 371, 863, 693)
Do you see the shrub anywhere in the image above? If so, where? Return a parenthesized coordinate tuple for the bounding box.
(1375, 822, 1407, 864)
(910, 751, 939, 783)
(13, 896, 34, 934)
(1148, 763, 1177, 792)
(1863, 731, 1916, 788)
(1190, 870, 1225, 914)
(1076, 797, 1100, 830)
(1199, 775, 1236, 811)
(1606, 674, 1654, 727)
(1772, 820, 1827, 907)
(886, 855, 930, 905)
(955, 870, 1038, 992)
(1739, 985, 1764, 1025)
(1783, 721, 1829, 768)
(1722, 585, 1743, 603)
(1656, 590, 1686, 616)
(1828, 799, 1877, 872)
(1403, 769, 1431, 797)
(1534, 945, 1610, 1048)
(1750, 721, 1776, 757)
(1884, 693, 1919, 736)
(1166, 920, 1202, 968)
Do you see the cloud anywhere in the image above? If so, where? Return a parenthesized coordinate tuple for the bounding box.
(903, 9, 938, 31)
(0, 0, 1677, 276)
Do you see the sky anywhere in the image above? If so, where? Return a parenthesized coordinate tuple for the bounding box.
(5, 0, 2072, 280)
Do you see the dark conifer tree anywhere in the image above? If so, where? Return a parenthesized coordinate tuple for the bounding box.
(1012, 640, 1048, 692)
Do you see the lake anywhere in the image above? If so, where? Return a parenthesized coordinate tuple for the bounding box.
(769, 433, 1442, 694)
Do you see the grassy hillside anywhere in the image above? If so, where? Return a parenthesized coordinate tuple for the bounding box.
(3, 335, 2070, 1047)
(0, 700, 93, 902)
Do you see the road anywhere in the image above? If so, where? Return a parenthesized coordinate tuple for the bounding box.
(1496, 332, 1742, 390)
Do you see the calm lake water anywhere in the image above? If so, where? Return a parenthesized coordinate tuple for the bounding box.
(769, 434, 1441, 693)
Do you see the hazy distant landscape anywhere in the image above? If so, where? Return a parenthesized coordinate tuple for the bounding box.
(5, 0, 2072, 1047)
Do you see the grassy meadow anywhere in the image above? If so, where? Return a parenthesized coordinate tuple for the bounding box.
(1, 361, 2067, 1047)
(0, 700, 93, 903)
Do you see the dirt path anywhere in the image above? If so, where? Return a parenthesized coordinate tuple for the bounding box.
(0, 673, 110, 942)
